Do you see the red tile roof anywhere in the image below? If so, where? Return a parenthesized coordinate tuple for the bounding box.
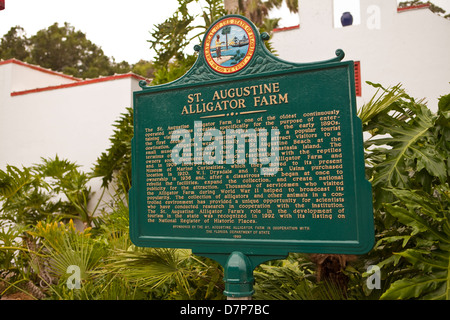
(11, 73, 147, 96)
(0, 58, 147, 96)
(0, 58, 81, 81)
(397, 3, 431, 13)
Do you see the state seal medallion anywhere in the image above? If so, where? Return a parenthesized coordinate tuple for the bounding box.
(204, 17, 256, 74)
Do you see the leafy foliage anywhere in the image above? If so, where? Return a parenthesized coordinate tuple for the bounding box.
(104, 247, 224, 299)
(253, 253, 362, 300)
(29, 220, 101, 283)
(0, 26, 30, 61)
(92, 107, 134, 193)
(0, 23, 132, 79)
(253, 254, 317, 300)
(399, 1, 450, 19)
(0, 156, 98, 227)
(149, 0, 197, 69)
(0, 165, 55, 226)
(232, 0, 298, 26)
(380, 189, 449, 299)
(360, 83, 450, 300)
(147, 0, 288, 85)
(150, 54, 199, 86)
(148, 0, 226, 85)
(363, 86, 446, 207)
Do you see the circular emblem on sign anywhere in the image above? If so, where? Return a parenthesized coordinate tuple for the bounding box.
(204, 17, 256, 74)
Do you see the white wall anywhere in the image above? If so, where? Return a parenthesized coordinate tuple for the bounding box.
(0, 61, 12, 102)
(0, 60, 145, 216)
(9, 60, 79, 92)
(271, 0, 450, 111)
(1, 77, 140, 171)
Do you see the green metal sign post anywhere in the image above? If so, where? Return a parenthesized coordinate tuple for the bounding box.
(129, 15, 374, 299)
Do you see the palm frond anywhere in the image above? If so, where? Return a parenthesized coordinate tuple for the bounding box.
(0, 165, 36, 200)
(358, 82, 407, 126)
(105, 248, 193, 295)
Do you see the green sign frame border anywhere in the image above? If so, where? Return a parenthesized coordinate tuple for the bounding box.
(129, 14, 375, 257)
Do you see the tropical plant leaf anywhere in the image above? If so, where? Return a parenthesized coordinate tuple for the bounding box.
(363, 84, 450, 300)
(358, 82, 407, 125)
(396, 249, 449, 273)
(380, 271, 448, 300)
(375, 235, 412, 248)
(254, 260, 314, 300)
(0, 165, 36, 200)
(368, 104, 442, 189)
(387, 188, 447, 223)
(33, 155, 80, 180)
(92, 107, 134, 192)
(105, 248, 194, 295)
(379, 185, 449, 299)
(384, 204, 430, 235)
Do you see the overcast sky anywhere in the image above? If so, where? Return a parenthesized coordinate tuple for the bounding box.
(0, 0, 449, 64)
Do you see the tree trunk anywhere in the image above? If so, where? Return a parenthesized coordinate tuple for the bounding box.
(309, 254, 357, 297)
(224, 0, 239, 13)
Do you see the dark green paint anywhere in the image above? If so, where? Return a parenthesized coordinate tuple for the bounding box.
(129, 15, 374, 297)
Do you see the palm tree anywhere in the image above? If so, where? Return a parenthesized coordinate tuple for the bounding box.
(224, 0, 298, 26)
(221, 25, 231, 49)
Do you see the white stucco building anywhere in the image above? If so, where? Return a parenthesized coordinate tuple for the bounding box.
(271, 0, 450, 111)
(0, 58, 145, 171)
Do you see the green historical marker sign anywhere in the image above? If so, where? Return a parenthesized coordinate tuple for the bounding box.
(129, 15, 374, 296)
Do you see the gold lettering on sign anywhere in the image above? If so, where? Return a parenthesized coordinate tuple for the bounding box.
(181, 82, 288, 116)
(144, 102, 348, 238)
